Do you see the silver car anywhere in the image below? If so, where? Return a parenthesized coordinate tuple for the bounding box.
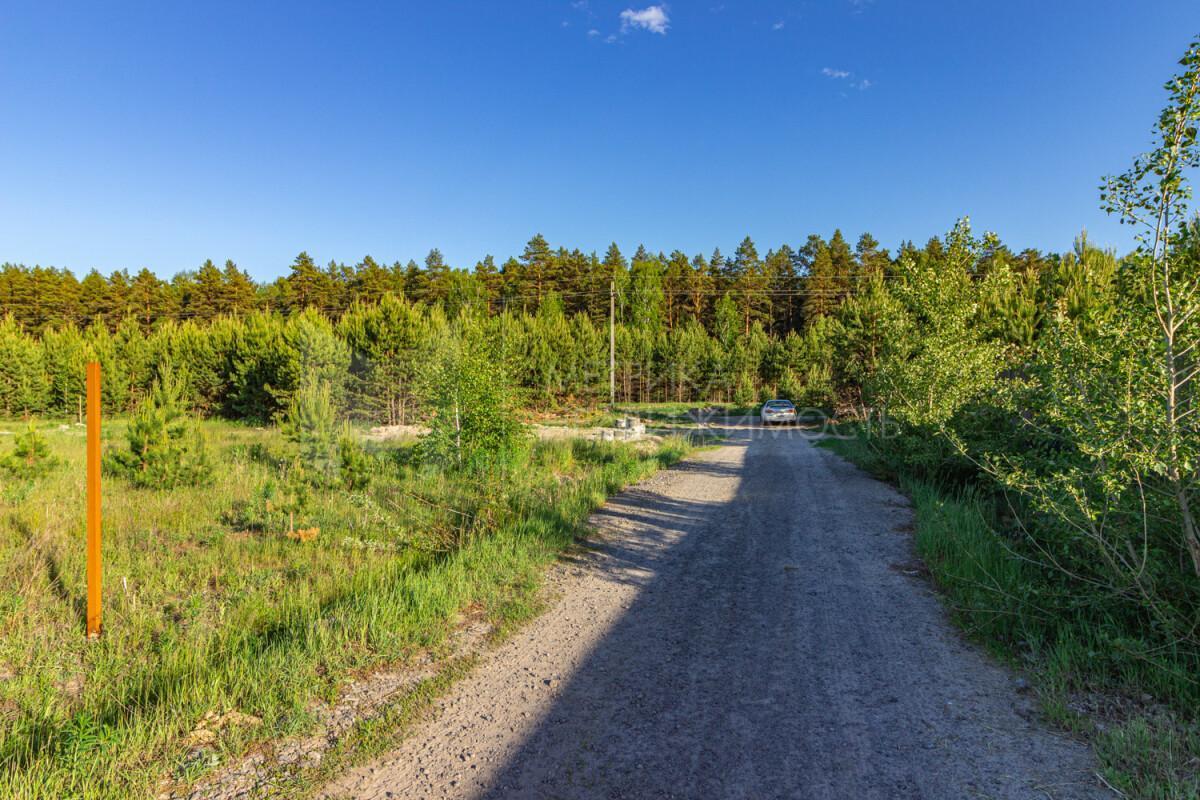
(760, 399, 798, 426)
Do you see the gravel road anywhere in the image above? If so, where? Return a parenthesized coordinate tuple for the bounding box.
(321, 427, 1108, 800)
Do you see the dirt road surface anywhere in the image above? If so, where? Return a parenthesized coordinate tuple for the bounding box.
(321, 428, 1108, 800)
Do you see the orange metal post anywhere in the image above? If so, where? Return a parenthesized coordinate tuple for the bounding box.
(86, 362, 102, 639)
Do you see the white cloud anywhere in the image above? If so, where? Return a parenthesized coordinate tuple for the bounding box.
(821, 67, 873, 91)
(620, 5, 670, 34)
(587, 28, 601, 37)
(772, 20, 785, 30)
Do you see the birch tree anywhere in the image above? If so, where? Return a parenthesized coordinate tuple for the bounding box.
(1100, 37, 1200, 576)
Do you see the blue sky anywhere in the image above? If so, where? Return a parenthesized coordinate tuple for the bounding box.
(1, 1, 1197, 281)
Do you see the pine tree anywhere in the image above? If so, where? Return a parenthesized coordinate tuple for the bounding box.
(0, 424, 59, 479)
(687, 253, 713, 325)
(709, 248, 728, 292)
(802, 236, 838, 323)
(663, 251, 692, 329)
(557, 248, 591, 315)
(854, 232, 890, 288)
(79, 269, 109, 326)
(515, 234, 554, 311)
(828, 229, 854, 300)
(922, 236, 945, 266)
(106, 366, 213, 489)
(351, 255, 394, 304)
(40, 325, 88, 414)
(713, 292, 739, 352)
(473, 255, 502, 313)
(424, 248, 450, 305)
(223, 260, 257, 314)
(765, 245, 799, 334)
(282, 378, 338, 484)
(56, 270, 82, 330)
(129, 268, 167, 330)
(628, 257, 665, 335)
(732, 236, 768, 334)
(286, 252, 325, 312)
(323, 260, 350, 314)
(598, 243, 628, 321)
(0, 317, 44, 416)
(105, 270, 135, 326)
(191, 259, 226, 321)
(602, 242, 628, 277)
(23, 267, 60, 332)
(403, 259, 427, 300)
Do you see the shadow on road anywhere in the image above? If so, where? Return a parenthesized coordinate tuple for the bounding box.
(467, 429, 1106, 800)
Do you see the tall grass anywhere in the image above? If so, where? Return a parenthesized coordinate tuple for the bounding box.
(902, 481, 1038, 645)
(0, 421, 691, 799)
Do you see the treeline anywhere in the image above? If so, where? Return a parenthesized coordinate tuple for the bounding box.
(1, 229, 1057, 335)
(0, 230, 1080, 421)
(0, 293, 823, 422)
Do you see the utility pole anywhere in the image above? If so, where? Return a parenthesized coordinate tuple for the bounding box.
(609, 279, 616, 408)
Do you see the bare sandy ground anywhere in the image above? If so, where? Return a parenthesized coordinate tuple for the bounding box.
(320, 428, 1109, 800)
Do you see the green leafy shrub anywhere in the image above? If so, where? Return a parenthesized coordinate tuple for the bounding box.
(419, 321, 526, 471)
(105, 368, 213, 489)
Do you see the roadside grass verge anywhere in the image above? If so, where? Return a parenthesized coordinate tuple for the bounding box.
(819, 426, 1200, 800)
(0, 421, 695, 800)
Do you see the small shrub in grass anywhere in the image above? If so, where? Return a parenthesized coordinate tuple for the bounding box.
(282, 379, 338, 484)
(240, 467, 314, 533)
(0, 424, 59, 479)
(281, 379, 374, 490)
(106, 368, 213, 489)
(338, 431, 373, 491)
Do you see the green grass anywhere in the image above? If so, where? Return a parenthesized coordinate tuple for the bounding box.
(819, 428, 1200, 800)
(0, 420, 694, 799)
